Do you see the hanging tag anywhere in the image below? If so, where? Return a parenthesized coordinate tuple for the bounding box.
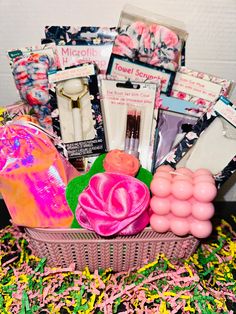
(116, 80, 140, 89)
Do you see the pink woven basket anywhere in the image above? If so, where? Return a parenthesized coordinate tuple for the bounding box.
(25, 227, 199, 272)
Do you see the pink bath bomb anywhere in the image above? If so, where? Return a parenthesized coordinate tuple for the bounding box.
(171, 199, 192, 217)
(194, 175, 215, 184)
(192, 202, 215, 220)
(150, 177, 172, 197)
(170, 216, 190, 236)
(193, 168, 212, 177)
(189, 218, 212, 238)
(193, 182, 217, 202)
(172, 180, 193, 200)
(150, 196, 171, 215)
(150, 214, 170, 233)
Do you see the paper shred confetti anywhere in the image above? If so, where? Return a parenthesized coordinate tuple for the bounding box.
(0, 218, 236, 313)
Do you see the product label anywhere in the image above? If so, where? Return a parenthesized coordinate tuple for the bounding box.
(214, 96, 236, 127)
(107, 55, 175, 94)
(160, 94, 200, 116)
(8, 43, 58, 69)
(173, 72, 222, 102)
(48, 64, 95, 83)
(103, 81, 156, 108)
(66, 138, 105, 157)
(57, 45, 113, 72)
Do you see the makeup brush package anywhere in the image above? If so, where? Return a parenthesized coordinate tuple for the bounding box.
(107, 4, 188, 93)
(100, 78, 157, 170)
(42, 26, 117, 73)
(48, 63, 106, 159)
(163, 96, 236, 188)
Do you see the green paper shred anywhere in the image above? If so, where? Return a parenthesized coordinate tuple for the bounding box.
(72, 286, 89, 313)
(113, 297, 122, 313)
(20, 290, 33, 314)
(34, 257, 46, 273)
(0, 294, 8, 314)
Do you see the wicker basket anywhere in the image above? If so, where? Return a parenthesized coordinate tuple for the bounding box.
(25, 227, 199, 272)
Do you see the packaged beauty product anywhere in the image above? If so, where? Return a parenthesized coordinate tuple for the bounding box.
(151, 67, 234, 172)
(8, 43, 59, 130)
(107, 4, 187, 92)
(163, 96, 236, 188)
(49, 63, 107, 159)
(153, 110, 197, 170)
(100, 78, 157, 170)
(42, 26, 117, 73)
(152, 94, 199, 172)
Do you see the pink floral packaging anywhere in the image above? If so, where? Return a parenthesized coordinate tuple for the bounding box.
(0, 121, 79, 228)
(42, 26, 117, 74)
(107, 4, 187, 94)
(170, 67, 234, 115)
(8, 43, 59, 131)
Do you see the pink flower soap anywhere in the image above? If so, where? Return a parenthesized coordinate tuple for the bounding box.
(103, 149, 140, 177)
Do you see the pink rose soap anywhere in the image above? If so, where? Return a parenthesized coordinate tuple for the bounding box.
(103, 149, 140, 177)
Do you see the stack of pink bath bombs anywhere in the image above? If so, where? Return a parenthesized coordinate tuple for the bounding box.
(150, 165, 217, 238)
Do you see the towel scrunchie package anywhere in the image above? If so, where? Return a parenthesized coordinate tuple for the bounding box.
(0, 122, 79, 228)
(110, 4, 188, 72)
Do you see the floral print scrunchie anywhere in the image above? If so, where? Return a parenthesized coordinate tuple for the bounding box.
(113, 22, 182, 71)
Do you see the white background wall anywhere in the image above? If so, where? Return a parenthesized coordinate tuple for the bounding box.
(0, 0, 236, 200)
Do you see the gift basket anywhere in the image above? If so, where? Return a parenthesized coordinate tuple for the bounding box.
(25, 227, 199, 272)
(2, 4, 236, 273)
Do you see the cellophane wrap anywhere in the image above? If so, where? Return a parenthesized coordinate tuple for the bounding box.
(0, 122, 78, 228)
